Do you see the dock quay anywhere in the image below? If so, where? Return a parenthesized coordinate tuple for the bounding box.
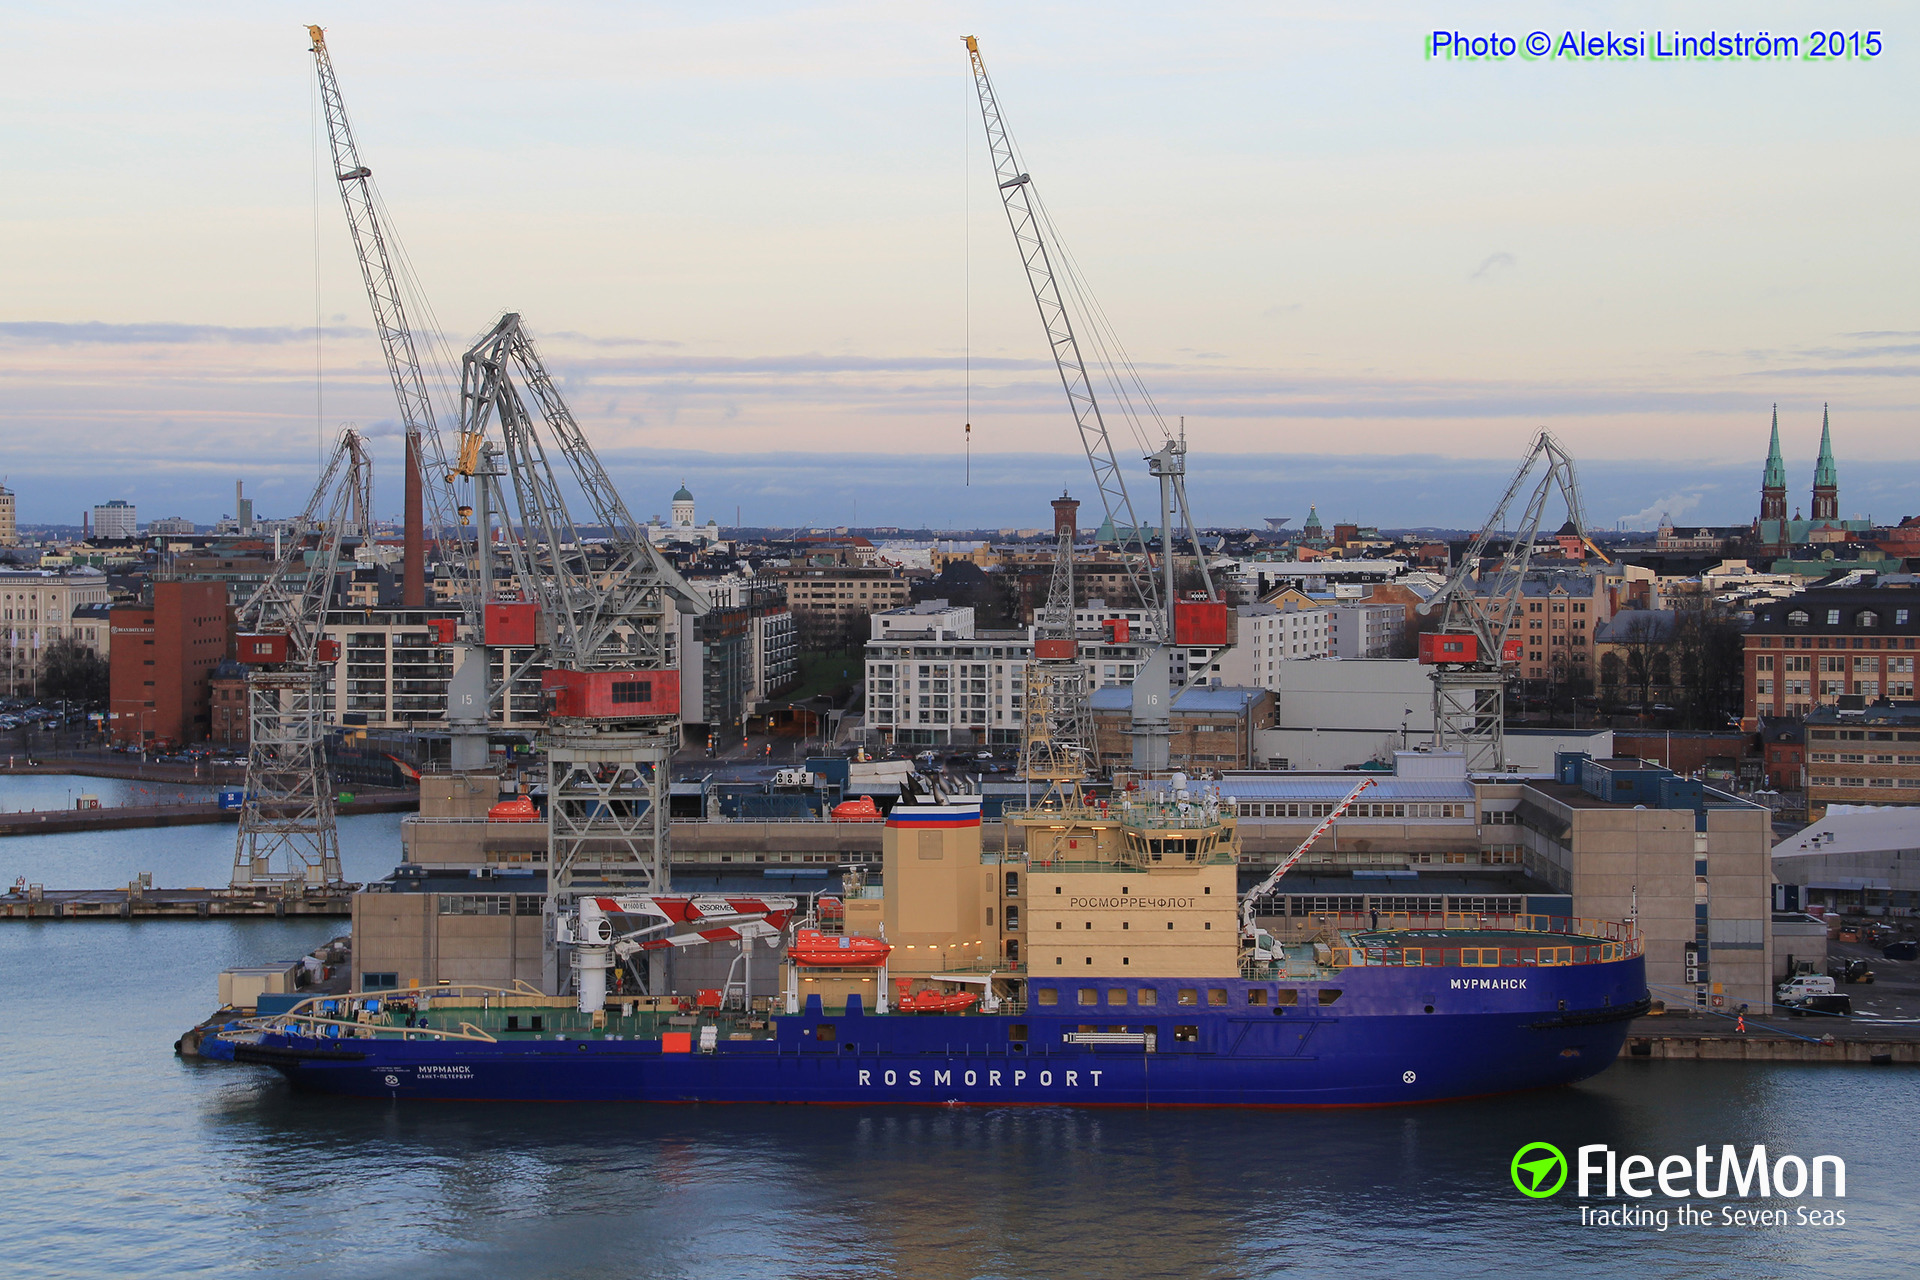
(1622, 1012, 1920, 1064)
(3, 884, 355, 920)
(0, 792, 416, 838)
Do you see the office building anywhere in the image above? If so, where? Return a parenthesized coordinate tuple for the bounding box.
(108, 581, 229, 746)
(91, 500, 138, 540)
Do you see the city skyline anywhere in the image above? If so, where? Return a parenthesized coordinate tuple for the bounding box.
(3, 1, 1916, 527)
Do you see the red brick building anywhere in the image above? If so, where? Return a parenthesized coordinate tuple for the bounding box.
(1741, 583, 1920, 730)
(109, 581, 231, 747)
(208, 657, 249, 748)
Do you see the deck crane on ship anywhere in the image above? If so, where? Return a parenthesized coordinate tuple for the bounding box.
(964, 36, 1226, 774)
(229, 429, 373, 889)
(1239, 776, 1375, 965)
(1416, 431, 1607, 772)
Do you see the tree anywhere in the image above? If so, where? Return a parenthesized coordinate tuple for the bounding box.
(39, 637, 109, 704)
(1610, 613, 1675, 712)
(1667, 595, 1745, 729)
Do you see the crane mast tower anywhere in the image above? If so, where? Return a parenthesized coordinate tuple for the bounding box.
(229, 428, 373, 889)
(1020, 493, 1095, 808)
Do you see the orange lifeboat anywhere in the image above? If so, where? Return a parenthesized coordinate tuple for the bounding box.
(893, 980, 979, 1014)
(789, 928, 892, 968)
(830, 795, 882, 822)
(487, 795, 539, 822)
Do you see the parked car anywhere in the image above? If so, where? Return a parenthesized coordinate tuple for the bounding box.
(1787, 993, 1853, 1017)
(1881, 940, 1919, 961)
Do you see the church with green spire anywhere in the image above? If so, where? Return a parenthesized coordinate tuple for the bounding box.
(1756, 404, 1869, 555)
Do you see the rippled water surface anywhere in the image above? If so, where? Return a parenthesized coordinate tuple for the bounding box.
(0, 794, 1908, 1279)
(0, 774, 403, 890)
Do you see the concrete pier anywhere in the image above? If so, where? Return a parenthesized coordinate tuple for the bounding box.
(2, 885, 355, 920)
(0, 793, 415, 838)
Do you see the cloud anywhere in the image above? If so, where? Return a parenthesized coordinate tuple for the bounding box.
(547, 331, 686, 349)
(1469, 252, 1516, 281)
(1617, 490, 1705, 531)
(0, 321, 370, 346)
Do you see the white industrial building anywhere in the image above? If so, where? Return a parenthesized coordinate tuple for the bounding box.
(1772, 805, 1920, 919)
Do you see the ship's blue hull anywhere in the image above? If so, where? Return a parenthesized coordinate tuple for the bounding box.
(215, 956, 1647, 1108)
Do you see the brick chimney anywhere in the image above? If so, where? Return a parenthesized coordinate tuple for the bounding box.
(402, 434, 425, 607)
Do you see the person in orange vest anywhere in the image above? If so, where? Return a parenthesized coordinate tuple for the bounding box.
(1736, 1013, 1747, 1033)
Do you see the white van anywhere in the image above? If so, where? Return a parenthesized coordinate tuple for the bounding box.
(1777, 974, 1837, 1001)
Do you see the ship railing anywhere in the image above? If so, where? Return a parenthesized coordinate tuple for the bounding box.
(1318, 934, 1642, 971)
(240, 981, 552, 1040)
(1001, 803, 1111, 826)
(258, 1012, 501, 1043)
(1257, 910, 1642, 952)
(672, 816, 887, 825)
(1112, 804, 1231, 832)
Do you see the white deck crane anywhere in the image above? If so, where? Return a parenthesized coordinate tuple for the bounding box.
(1416, 430, 1607, 772)
(306, 26, 492, 769)
(964, 36, 1221, 773)
(1239, 777, 1376, 961)
(229, 429, 373, 889)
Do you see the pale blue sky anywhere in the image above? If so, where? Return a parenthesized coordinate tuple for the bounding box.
(1, 1, 1915, 528)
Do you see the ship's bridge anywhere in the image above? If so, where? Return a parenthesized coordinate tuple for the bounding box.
(1111, 797, 1236, 868)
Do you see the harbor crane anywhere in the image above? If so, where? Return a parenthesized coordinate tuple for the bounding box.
(306, 24, 497, 770)
(965, 36, 1222, 773)
(453, 311, 709, 996)
(308, 26, 470, 605)
(1417, 430, 1607, 772)
(306, 29, 708, 998)
(229, 428, 373, 889)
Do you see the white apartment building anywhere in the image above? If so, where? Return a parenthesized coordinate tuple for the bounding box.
(864, 603, 1035, 748)
(91, 500, 138, 539)
(1211, 601, 1330, 692)
(319, 610, 545, 731)
(864, 598, 1233, 747)
(677, 576, 796, 731)
(1327, 601, 1401, 658)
